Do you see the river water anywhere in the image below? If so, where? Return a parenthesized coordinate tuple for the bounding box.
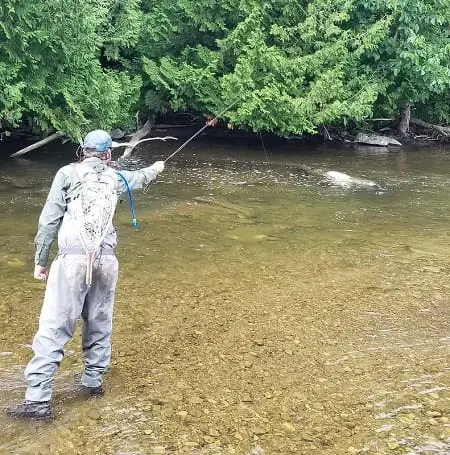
(0, 139, 449, 455)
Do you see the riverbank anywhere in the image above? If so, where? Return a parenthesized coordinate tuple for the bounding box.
(1, 121, 448, 160)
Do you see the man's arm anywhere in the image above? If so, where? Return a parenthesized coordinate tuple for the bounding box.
(34, 168, 69, 268)
(116, 161, 165, 192)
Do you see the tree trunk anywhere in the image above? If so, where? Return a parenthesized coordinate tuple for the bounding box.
(398, 103, 411, 136)
(320, 125, 332, 141)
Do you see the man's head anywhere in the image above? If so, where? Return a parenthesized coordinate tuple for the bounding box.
(82, 130, 118, 161)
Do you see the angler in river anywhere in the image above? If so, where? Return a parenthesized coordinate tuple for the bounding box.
(6, 130, 165, 420)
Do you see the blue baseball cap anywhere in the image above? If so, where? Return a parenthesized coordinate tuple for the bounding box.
(83, 130, 119, 152)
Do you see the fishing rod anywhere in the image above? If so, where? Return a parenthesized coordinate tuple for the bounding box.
(163, 98, 240, 163)
(142, 98, 240, 194)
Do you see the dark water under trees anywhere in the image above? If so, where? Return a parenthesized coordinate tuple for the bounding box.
(0, 139, 449, 454)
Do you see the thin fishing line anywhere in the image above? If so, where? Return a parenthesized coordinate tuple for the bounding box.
(258, 132, 273, 184)
(259, 132, 270, 167)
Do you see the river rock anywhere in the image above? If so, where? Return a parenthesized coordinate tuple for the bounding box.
(7, 258, 26, 269)
(247, 448, 264, 455)
(282, 422, 296, 432)
(354, 133, 402, 147)
(85, 408, 101, 420)
(110, 128, 126, 139)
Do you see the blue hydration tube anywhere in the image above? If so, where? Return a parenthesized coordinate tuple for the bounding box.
(116, 171, 138, 230)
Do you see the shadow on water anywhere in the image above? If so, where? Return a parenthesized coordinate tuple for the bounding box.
(0, 138, 449, 454)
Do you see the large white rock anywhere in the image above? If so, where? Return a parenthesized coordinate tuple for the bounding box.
(355, 133, 402, 147)
(324, 171, 380, 189)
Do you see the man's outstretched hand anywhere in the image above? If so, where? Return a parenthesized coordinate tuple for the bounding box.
(153, 161, 165, 174)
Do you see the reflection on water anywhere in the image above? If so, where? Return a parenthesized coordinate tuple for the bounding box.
(0, 141, 449, 454)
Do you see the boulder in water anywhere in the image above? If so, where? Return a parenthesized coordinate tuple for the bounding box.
(324, 171, 380, 189)
(354, 133, 402, 147)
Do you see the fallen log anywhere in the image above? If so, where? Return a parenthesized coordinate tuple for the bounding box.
(410, 118, 450, 136)
(10, 131, 65, 157)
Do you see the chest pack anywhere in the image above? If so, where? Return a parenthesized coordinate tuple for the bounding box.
(68, 163, 118, 286)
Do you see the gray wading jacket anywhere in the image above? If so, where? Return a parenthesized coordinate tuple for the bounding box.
(34, 157, 160, 266)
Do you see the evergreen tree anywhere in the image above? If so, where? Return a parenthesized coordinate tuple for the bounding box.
(1, 0, 448, 138)
(0, 0, 142, 136)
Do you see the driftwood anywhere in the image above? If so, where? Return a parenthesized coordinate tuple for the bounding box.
(114, 136, 178, 164)
(410, 118, 450, 136)
(319, 125, 332, 141)
(119, 118, 153, 161)
(10, 131, 65, 157)
(366, 117, 450, 138)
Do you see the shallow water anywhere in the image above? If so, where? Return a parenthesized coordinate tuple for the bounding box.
(0, 140, 449, 455)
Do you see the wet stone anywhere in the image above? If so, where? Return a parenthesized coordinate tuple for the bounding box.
(282, 422, 296, 432)
(187, 395, 203, 404)
(168, 393, 183, 402)
(85, 409, 102, 420)
(386, 441, 399, 450)
(251, 426, 268, 436)
(160, 407, 175, 417)
(300, 432, 315, 442)
(188, 408, 202, 417)
(7, 258, 26, 269)
(208, 428, 220, 437)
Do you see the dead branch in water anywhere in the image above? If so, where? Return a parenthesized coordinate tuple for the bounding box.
(115, 136, 178, 164)
(410, 118, 450, 136)
(10, 131, 65, 157)
(119, 118, 153, 161)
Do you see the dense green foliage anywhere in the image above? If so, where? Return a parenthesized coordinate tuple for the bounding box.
(0, 0, 142, 136)
(360, 0, 450, 123)
(1, 0, 449, 137)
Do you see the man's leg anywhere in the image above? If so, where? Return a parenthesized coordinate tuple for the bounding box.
(80, 255, 118, 391)
(24, 255, 87, 403)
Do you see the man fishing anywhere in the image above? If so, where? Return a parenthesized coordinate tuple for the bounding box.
(7, 129, 165, 419)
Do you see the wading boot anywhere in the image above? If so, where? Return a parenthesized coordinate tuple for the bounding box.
(74, 373, 104, 398)
(6, 400, 53, 420)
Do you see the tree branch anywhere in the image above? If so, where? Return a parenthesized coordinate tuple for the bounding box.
(10, 132, 65, 157)
(410, 118, 450, 136)
(120, 118, 153, 161)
